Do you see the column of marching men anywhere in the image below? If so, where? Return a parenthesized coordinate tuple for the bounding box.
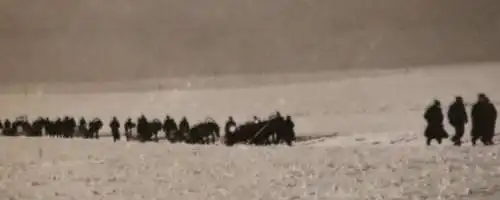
(0, 92, 497, 147)
(424, 93, 497, 146)
(0, 112, 297, 146)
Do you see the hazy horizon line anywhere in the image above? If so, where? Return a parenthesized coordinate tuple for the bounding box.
(0, 61, 496, 95)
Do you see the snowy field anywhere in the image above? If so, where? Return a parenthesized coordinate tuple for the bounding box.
(1, 63, 500, 199)
(2, 137, 500, 200)
(0, 63, 499, 141)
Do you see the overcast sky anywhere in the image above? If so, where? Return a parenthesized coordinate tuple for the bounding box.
(1, 0, 499, 83)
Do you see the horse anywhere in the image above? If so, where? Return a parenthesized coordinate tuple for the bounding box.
(187, 119, 220, 144)
(224, 115, 293, 146)
(149, 119, 162, 142)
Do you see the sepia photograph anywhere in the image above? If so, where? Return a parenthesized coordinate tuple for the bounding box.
(1, 0, 500, 199)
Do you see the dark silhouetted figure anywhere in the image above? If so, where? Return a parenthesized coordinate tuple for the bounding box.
(78, 117, 89, 138)
(55, 118, 63, 137)
(179, 116, 190, 135)
(163, 115, 178, 141)
(2, 119, 12, 136)
(424, 100, 448, 146)
(225, 116, 237, 136)
(88, 118, 103, 139)
(137, 115, 151, 142)
(31, 117, 46, 137)
(62, 116, 76, 138)
(45, 118, 56, 137)
(253, 116, 260, 124)
(269, 112, 284, 144)
(69, 117, 76, 137)
(283, 115, 296, 145)
(124, 118, 136, 141)
(39, 117, 51, 136)
(0, 119, 3, 129)
(471, 93, 497, 146)
(110, 117, 121, 142)
(447, 96, 468, 146)
(150, 119, 162, 142)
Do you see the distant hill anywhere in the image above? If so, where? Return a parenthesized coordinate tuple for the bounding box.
(1, 0, 499, 83)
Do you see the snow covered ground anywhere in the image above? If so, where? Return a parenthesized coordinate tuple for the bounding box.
(0, 63, 499, 140)
(1, 63, 500, 199)
(2, 137, 500, 200)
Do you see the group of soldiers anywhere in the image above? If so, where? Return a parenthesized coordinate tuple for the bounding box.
(110, 115, 192, 142)
(0, 116, 104, 139)
(0, 112, 296, 146)
(224, 113, 296, 146)
(6, 94, 495, 147)
(424, 93, 497, 146)
(110, 112, 295, 145)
